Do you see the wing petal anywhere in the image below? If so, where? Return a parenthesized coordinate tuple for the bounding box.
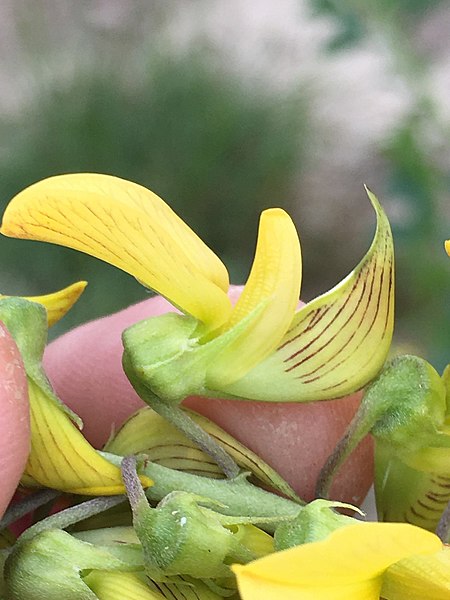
(207, 208, 301, 386)
(220, 190, 394, 401)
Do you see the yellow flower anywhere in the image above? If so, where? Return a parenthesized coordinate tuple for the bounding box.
(445, 240, 450, 256)
(382, 544, 450, 600)
(1, 174, 395, 404)
(232, 522, 442, 600)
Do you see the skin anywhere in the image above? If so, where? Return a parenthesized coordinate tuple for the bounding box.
(42, 292, 373, 505)
(0, 322, 30, 517)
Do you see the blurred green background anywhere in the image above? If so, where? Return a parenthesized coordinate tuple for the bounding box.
(0, 0, 448, 370)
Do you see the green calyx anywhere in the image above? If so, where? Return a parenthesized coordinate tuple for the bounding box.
(317, 355, 449, 497)
(368, 355, 447, 456)
(274, 500, 361, 551)
(121, 457, 273, 583)
(4, 529, 134, 600)
(0, 297, 82, 427)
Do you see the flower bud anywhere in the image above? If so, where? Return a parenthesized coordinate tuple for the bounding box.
(274, 500, 359, 550)
(4, 529, 132, 599)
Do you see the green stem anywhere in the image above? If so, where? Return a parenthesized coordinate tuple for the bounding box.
(139, 391, 240, 479)
(18, 496, 126, 543)
(316, 407, 373, 499)
(102, 452, 302, 529)
(0, 489, 59, 531)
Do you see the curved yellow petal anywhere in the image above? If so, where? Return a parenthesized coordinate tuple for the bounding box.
(382, 545, 450, 600)
(223, 189, 393, 401)
(207, 208, 301, 387)
(232, 523, 441, 600)
(1, 173, 231, 329)
(0, 281, 87, 327)
(22, 281, 87, 326)
(445, 240, 450, 256)
(24, 379, 152, 495)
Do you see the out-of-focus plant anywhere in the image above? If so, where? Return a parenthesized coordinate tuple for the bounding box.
(312, 0, 450, 371)
(0, 52, 309, 337)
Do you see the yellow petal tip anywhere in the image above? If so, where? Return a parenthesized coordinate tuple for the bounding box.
(27, 280, 88, 326)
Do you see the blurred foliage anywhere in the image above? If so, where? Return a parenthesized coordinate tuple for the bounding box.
(311, 0, 450, 371)
(0, 52, 309, 338)
(383, 119, 450, 372)
(313, 0, 444, 51)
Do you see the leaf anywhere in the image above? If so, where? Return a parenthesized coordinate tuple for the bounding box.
(219, 189, 394, 401)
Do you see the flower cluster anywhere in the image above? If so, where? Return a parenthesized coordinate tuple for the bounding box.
(0, 174, 448, 599)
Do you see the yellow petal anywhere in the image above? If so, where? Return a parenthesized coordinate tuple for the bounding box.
(445, 240, 450, 256)
(146, 575, 224, 600)
(382, 545, 450, 600)
(85, 570, 165, 600)
(105, 406, 299, 501)
(1, 173, 231, 329)
(223, 188, 393, 401)
(207, 208, 301, 387)
(19, 281, 86, 326)
(24, 379, 152, 495)
(226, 523, 274, 558)
(232, 523, 441, 600)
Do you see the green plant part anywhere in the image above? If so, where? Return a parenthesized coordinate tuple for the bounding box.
(317, 355, 450, 531)
(0, 298, 139, 495)
(3, 529, 135, 600)
(274, 499, 362, 551)
(121, 457, 273, 585)
(2, 175, 394, 477)
(105, 406, 301, 502)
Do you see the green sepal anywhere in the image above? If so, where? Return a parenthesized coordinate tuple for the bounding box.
(317, 355, 448, 497)
(0, 297, 82, 428)
(3, 529, 135, 600)
(103, 453, 301, 526)
(135, 492, 242, 581)
(122, 302, 268, 405)
(274, 499, 360, 550)
(122, 458, 261, 581)
(369, 356, 447, 455)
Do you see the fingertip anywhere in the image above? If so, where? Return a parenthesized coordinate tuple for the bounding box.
(0, 322, 30, 517)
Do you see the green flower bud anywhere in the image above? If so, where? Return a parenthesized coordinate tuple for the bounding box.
(122, 457, 259, 581)
(370, 356, 447, 454)
(274, 500, 360, 551)
(4, 529, 133, 600)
